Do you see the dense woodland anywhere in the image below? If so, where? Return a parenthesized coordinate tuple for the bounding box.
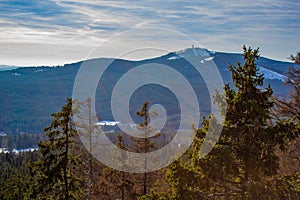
(0, 133, 45, 150)
(0, 49, 293, 134)
(0, 47, 300, 199)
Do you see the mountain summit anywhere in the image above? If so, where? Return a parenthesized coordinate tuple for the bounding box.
(0, 48, 296, 134)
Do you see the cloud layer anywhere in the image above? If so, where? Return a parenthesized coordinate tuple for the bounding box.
(0, 0, 299, 66)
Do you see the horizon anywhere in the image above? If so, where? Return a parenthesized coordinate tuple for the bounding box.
(0, 46, 295, 68)
(0, 1, 299, 66)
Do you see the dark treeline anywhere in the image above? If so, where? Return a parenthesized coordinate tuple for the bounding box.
(0, 133, 45, 150)
(0, 47, 299, 200)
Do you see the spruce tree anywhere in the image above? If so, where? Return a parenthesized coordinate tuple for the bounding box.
(220, 46, 275, 194)
(130, 102, 156, 196)
(155, 46, 299, 199)
(28, 98, 82, 200)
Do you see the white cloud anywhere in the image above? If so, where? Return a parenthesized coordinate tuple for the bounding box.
(0, 0, 299, 66)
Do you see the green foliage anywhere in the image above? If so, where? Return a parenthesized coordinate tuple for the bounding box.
(220, 46, 279, 190)
(153, 46, 300, 199)
(1, 49, 299, 200)
(131, 102, 157, 154)
(27, 98, 83, 200)
(272, 173, 300, 199)
(131, 102, 158, 196)
(0, 151, 39, 200)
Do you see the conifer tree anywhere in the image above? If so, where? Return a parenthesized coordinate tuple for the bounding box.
(28, 98, 82, 200)
(75, 97, 99, 200)
(219, 46, 276, 196)
(0, 151, 37, 200)
(154, 46, 299, 199)
(130, 102, 156, 196)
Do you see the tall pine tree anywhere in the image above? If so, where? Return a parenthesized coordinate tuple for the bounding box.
(130, 102, 158, 196)
(151, 46, 299, 199)
(28, 98, 82, 200)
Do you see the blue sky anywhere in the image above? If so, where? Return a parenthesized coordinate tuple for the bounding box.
(0, 0, 299, 66)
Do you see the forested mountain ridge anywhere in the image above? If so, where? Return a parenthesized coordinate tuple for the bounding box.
(0, 48, 296, 134)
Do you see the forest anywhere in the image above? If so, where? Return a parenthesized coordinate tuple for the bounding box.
(0, 47, 299, 200)
(0, 48, 293, 135)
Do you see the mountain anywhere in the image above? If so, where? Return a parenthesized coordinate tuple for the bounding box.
(0, 48, 296, 134)
(0, 65, 17, 71)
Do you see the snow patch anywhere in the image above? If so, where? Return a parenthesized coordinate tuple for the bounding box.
(200, 56, 214, 63)
(205, 56, 214, 61)
(34, 69, 44, 72)
(168, 56, 180, 60)
(168, 47, 213, 62)
(258, 66, 286, 81)
(176, 47, 211, 58)
(0, 147, 38, 154)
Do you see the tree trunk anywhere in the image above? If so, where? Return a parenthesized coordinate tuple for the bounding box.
(64, 121, 69, 200)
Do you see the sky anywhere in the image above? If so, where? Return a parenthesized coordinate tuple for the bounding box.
(0, 0, 299, 66)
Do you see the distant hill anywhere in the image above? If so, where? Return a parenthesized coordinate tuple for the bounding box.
(0, 48, 296, 134)
(0, 65, 17, 71)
